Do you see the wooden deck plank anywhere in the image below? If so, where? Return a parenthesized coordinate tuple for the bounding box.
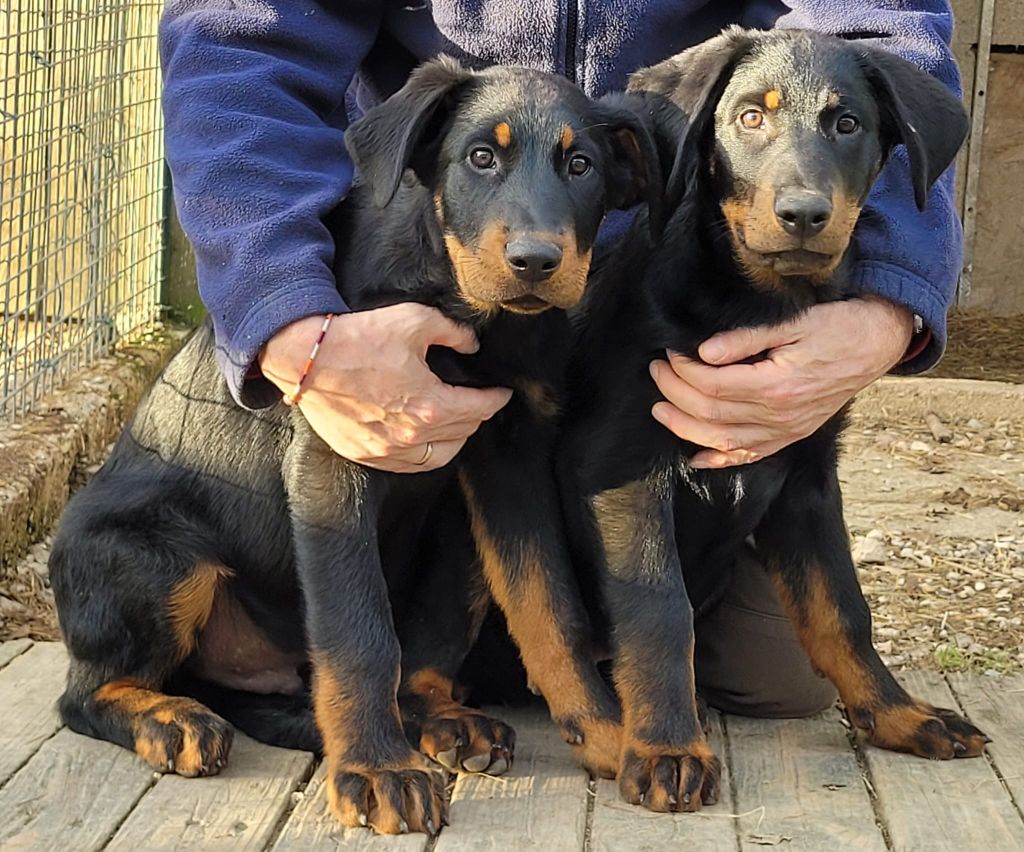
(590, 711, 738, 852)
(0, 727, 154, 852)
(0, 643, 68, 784)
(271, 763, 427, 852)
(863, 671, 1024, 852)
(434, 706, 589, 852)
(947, 672, 1024, 810)
(728, 708, 885, 851)
(0, 638, 33, 670)
(105, 734, 314, 852)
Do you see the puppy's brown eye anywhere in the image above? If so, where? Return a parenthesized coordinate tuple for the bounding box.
(469, 147, 496, 170)
(739, 109, 764, 130)
(568, 154, 592, 177)
(836, 115, 860, 134)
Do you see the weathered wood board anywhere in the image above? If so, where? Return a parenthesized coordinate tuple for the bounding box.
(0, 642, 69, 784)
(728, 709, 885, 851)
(434, 707, 590, 852)
(863, 671, 1024, 852)
(104, 734, 314, 852)
(0, 727, 154, 852)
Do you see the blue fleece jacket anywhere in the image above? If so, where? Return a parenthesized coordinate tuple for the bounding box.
(159, 1, 964, 407)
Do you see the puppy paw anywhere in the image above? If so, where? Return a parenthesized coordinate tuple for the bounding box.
(849, 702, 989, 759)
(327, 752, 448, 835)
(419, 707, 515, 775)
(618, 738, 721, 813)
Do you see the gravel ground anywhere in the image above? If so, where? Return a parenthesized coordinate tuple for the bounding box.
(841, 404, 1023, 674)
(3, 396, 1021, 674)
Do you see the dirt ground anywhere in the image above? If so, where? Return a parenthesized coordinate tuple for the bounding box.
(3, 310, 1022, 674)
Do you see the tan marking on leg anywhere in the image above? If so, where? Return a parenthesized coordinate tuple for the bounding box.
(494, 121, 512, 148)
(768, 569, 876, 708)
(167, 562, 231, 659)
(406, 668, 462, 715)
(459, 473, 588, 717)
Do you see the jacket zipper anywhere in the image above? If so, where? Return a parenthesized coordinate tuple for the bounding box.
(565, 0, 578, 84)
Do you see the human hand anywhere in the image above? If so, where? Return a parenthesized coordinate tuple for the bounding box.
(260, 303, 512, 472)
(649, 296, 914, 469)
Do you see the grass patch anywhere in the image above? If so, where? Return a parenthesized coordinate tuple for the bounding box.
(934, 643, 1017, 673)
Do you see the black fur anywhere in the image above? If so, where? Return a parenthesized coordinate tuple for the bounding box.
(49, 57, 656, 833)
(560, 28, 983, 814)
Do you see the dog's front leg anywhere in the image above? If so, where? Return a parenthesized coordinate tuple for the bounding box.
(589, 468, 721, 812)
(283, 422, 446, 835)
(754, 462, 988, 760)
(457, 442, 623, 778)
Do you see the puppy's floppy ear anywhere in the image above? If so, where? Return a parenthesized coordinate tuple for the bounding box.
(857, 45, 969, 211)
(592, 93, 665, 238)
(628, 26, 757, 208)
(345, 55, 475, 207)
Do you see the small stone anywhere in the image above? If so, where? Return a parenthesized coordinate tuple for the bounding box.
(866, 528, 886, 541)
(974, 580, 987, 591)
(909, 440, 931, 454)
(0, 596, 26, 617)
(853, 536, 888, 565)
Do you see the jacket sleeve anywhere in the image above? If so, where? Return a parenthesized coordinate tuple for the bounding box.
(160, 1, 382, 406)
(773, 1, 964, 373)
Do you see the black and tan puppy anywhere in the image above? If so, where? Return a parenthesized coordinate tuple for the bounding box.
(561, 27, 984, 813)
(49, 58, 656, 835)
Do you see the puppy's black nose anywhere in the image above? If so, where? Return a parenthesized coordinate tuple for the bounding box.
(774, 191, 832, 238)
(505, 238, 562, 282)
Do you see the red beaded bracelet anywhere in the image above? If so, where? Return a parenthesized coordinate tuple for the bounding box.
(283, 313, 334, 407)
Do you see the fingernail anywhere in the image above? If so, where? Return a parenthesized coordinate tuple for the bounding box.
(649, 360, 660, 380)
(702, 338, 725, 363)
(689, 457, 712, 470)
(651, 404, 668, 424)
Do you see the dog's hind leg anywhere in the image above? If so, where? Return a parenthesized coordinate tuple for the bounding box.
(397, 484, 515, 776)
(51, 514, 234, 776)
(755, 461, 989, 760)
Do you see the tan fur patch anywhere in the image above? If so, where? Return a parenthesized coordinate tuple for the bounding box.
(515, 379, 560, 419)
(719, 187, 857, 291)
(494, 121, 512, 148)
(167, 562, 231, 659)
(459, 473, 588, 717)
(769, 569, 876, 708)
(444, 224, 591, 313)
(406, 668, 461, 715)
(560, 125, 575, 150)
(764, 89, 782, 111)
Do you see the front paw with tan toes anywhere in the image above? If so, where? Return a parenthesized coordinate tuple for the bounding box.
(618, 737, 721, 813)
(326, 751, 449, 835)
(848, 701, 990, 759)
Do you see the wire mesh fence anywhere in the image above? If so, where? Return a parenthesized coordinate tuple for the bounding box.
(1, 2, 166, 421)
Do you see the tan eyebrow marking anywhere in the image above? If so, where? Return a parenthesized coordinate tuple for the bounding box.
(494, 121, 512, 147)
(764, 89, 782, 110)
(560, 125, 575, 150)
(826, 91, 841, 108)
